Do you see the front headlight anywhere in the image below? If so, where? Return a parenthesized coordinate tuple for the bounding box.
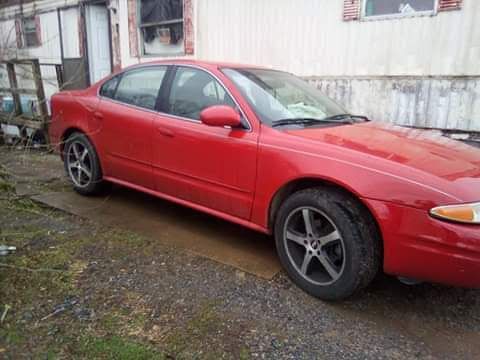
(430, 202, 480, 224)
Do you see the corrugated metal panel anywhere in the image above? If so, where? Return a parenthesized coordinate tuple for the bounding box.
(307, 77, 480, 132)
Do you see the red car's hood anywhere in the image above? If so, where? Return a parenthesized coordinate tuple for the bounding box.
(284, 121, 480, 202)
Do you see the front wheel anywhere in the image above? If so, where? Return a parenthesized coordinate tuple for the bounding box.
(63, 132, 109, 196)
(274, 187, 381, 301)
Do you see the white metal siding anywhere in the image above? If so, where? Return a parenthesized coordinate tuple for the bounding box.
(195, 0, 479, 77)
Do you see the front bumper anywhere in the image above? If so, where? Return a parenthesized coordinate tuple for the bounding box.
(364, 198, 480, 288)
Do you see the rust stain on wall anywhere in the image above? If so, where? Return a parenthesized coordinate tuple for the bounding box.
(108, 0, 121, 71)
(183, 0, 194, 55)
(127, 0, 139, 58)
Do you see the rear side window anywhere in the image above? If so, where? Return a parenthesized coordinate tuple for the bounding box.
(168, 67, 235, 120)
(113, 66, 167, 110)
(99, 76, 120, 98)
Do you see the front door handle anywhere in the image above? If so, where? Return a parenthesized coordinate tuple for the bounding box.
(156, 127, 174, 137)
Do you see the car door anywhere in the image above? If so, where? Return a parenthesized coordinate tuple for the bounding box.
(152, 66, 258, 220)
(96, 66, 168, 189)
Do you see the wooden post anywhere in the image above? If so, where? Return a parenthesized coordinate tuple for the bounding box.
(31, 59, 50, 144)
(6, 62, 21, 116)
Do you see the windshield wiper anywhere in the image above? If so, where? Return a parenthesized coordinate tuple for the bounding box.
(272, 118, 336, 127)
(272, 114, 370, 128)
(321, 114, 370, 122)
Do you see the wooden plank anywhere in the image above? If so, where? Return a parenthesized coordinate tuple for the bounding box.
(0, 114, 44, 129)
(31, 59, 50, 145)
(0, 87, 37, 95)
(6, 62, 21, 116)
(31, 59, 49, 121)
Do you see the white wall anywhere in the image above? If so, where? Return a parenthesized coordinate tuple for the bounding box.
(194, 0, 479, 77)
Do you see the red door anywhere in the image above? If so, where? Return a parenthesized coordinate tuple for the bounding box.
(97, 101, 156, 188)
(152, 66, 258, 219)
(95, 66, 168, 189)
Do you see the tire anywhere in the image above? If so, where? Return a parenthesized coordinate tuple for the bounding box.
(274, 187, 381, 301)
(63, 132, 109, 196)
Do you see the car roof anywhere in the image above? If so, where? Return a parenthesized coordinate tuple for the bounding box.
(127, 59, 270, 71)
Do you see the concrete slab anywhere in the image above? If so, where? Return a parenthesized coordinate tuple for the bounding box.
(32, 187, 281, 279)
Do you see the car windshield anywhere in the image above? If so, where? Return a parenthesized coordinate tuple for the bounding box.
(222, 68, 347, 127)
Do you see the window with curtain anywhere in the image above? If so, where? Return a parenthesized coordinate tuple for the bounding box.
(139, 0, 184, 56)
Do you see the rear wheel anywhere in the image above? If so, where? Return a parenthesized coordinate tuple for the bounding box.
(63, 132, 108, 195)
(274, 187, 380, 301)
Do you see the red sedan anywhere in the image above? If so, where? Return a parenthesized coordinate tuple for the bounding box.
(50, 60, 480, 300)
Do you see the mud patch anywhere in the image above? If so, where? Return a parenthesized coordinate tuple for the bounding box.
(32, 186, 281, 279)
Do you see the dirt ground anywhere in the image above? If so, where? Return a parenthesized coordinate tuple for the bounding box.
(0, 147, 479, 359)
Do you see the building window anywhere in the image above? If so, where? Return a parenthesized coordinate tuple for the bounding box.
(362, 0, 437, 19)
(22, 17, 41, 47)
(139, 0, 184, 56)
(15, 16, 41, 48)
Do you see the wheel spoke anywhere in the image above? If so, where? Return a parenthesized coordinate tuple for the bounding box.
(318, 230, 340, 247)
(76, 169, 83, 184)
(72, 143, 81, 160)
(80, 166, 92, 179)
(317, 253, 340, 280)
(302, 209, 314, 236)
(286, 230, 307, 247)
(80, 148, 88, 162)
(300, 251, 313, 275)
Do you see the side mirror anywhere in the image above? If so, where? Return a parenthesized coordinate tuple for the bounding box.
(200, 105, 242, 128)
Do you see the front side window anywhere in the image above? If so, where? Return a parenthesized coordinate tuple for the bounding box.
(168, 67, 235, 120)
(222, 68, 346, 127)
(139, 0, 184, 56)
(363, 0, 436, 18)
(113, 66, 167, 110)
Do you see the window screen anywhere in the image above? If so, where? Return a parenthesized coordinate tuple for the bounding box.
(113, 67, 167, 110)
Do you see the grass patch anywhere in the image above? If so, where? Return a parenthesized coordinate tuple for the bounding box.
(77, 335, 165, 360)
(0, 224, 91, 325)
(0, 327, 25, 346)
(6, 197, 47, 216)
(98, 229, 156, 258)
(164, 302, 234, 358)
(0, 164, 15, 194)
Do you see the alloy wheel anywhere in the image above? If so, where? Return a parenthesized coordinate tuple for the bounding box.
(283, 206, 346, 286)
(67, 141, 92, 188)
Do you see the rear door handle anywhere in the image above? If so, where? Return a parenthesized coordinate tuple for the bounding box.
(93, 111, 104, 120)
(156, 127, 174, 137)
